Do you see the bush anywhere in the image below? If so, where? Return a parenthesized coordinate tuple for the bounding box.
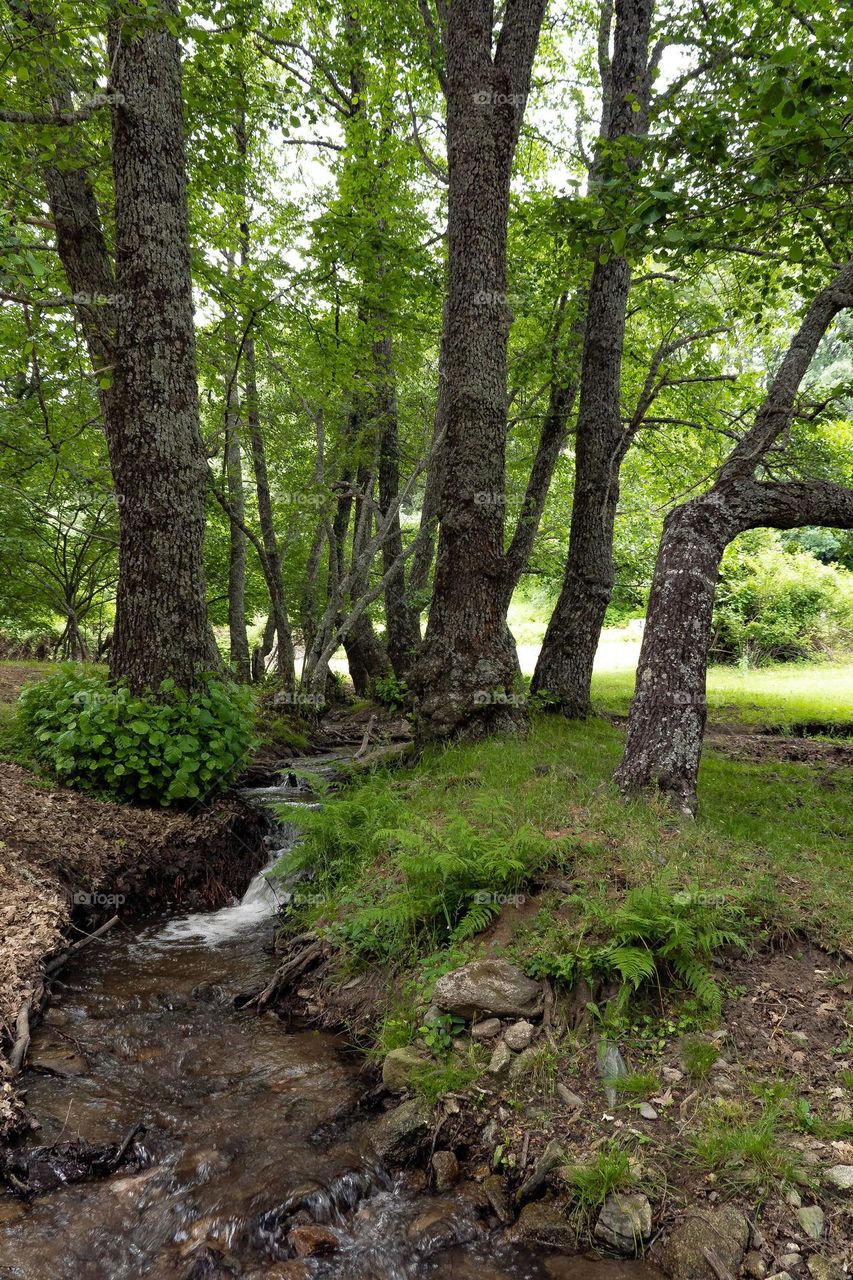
(17, 665, 255, 804)
(713, 535, 853, 664)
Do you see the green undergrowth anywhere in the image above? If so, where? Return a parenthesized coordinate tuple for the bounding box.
(275, 716, 852, 997)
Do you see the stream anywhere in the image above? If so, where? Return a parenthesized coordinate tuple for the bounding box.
(0, 770, 662, 1280)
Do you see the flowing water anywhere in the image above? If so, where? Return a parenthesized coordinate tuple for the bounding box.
(0, 775, 661, 1280)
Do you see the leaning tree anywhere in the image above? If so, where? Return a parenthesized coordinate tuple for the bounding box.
(614, 259, 853, 813)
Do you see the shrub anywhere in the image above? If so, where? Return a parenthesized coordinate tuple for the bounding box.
(713, 534, 853, 664)
(17, 665, 255, 804)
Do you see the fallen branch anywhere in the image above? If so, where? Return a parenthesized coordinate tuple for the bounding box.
(45, 914, 119, 975)
(8, 1001, 31, 1074)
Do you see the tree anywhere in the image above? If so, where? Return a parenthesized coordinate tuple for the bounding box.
(412, 0, 548, 739)
(614, 259, 853, 812)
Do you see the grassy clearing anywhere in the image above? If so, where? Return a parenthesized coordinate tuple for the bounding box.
(592, 659, 853, 731)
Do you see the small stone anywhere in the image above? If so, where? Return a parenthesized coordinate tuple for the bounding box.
(471, 1018, 502, 1040)
(744, 1250, 767, 1279)
(638, 1103, 658, 1120)
(662, 1066, 684, 1083)
(504, 1020, 535, 1052)
(779, 1256, 802, 1271)
(768, 1272, 794, 1280)
(593, 1192, 652, 1255)
(807, 1257, 845, 1280)
(382, 1045, 427, 1093)
(287, 1224, 340, 1258)
(489, 1040, 513, 1075)
(789, 1031, 809, 1046)
(824, 1164, 853, 1192)
(482, 1173, 513, 1224)
(556, 1084, 584, 1109)
(786, 1189, 803, 1208)
(431, 1150, 459, 1192)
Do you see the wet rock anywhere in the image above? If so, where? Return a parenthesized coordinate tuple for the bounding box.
(472, 1018, 502, 1040)
(824, 1164, 853, 1192)
(406, 1203, 476, 1254)
(245, 1266, 310, 1280)
(506, 1198, 575, 1249)
(744, 1251, 767, 1279)
(483, 1173, 514, 1224)
(594, 1193, 652, 1255)
(660, 1207, 749, 1280)
(382, 1046, 428, 1093)
(432, 959, 543, 1020)
(515, 1137, 566, 1205)
(287, 1224, 340, 1258)
(27, 1042, 88, 1078)
(638, 1103, 658, 1120)
(431, 1150, 459, 1191)
(504, 1020, 535, 1051)
(556, 1084, 584, 1109)
(489, 1041, 513, 1075)
(796, 1206, 824, 1240)
(370, 1098, 433, 1163)
(806, 1257, 845, 1280)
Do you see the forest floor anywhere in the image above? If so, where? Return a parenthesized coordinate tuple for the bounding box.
(263, 689, 853, 1276)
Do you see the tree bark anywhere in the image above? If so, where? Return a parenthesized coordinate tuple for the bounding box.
(614, 259, 853, 811)
(532, 0, 653, 717)
(225, 369, 251, 680)
(106, 2, 210, 692)
(412, 0, 547, 740)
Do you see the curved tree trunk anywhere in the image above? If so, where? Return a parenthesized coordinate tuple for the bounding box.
(412, 0, 547, 740)
(107, 2, 210, 693)
(615, 258, 853, 811)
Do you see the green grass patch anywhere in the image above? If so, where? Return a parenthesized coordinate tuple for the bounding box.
(691, 1099, 804, 1192)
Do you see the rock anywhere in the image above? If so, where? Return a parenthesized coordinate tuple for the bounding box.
(660, 1207, 750, 1280)
(789, 1031, 809, 1046)
(515, 1137, 567, 1205)
(287, 1224, 340, 1258)
(382, 1046, 428, 1093)
(504, 1020, 535, 1051)
(806, 1258, 845, 1280)
(768, 1272, 794, 1280)
(786, 1189, 803, 1208)
(370, 1099, 433, 1163)
(506, 1198, 576, 1249)
(489, 1040, 513, 1075)
(797, 1206, 824, 1240)
(483, 1173, 514, 1224)
(779, 1256, 803, 1272)
(824, 1164, 853, 1192)
(744, 1251, 767, 1279)
(471, 1018, 502, 1040)
(556, 1084, 584, 1108)
(406, 1204, 468, 1254)
(432, 959, 543, 1020)
(662, 1067, 684, 1083)
(638, 1103, 658, 1120)
(431, 1150, 459, 1192)
(594, 1193, 653, 1255)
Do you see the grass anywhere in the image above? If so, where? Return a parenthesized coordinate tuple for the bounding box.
(562, 1140, 640, 1228)
(691, 1100, 804, 1192)
(681, 1037, 720, 1080)
(592, 659, 853, 731)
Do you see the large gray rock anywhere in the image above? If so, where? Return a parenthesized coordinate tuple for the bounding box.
(660, 1207, 750, 1280)
(370, 1099, 433, 1163)
(432, 959, 543, 1020)
(381, 1046, 428, 1093)
(594, 1193, 652, 1255)
(506, 1198, 576, 1249)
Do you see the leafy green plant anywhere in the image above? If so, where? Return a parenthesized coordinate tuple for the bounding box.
(527, 883, 746, 1016)
(371, 671, 410, 711)
(563, 1140, 637, 1229)
(17, 665, 255, 804)
(418, 1012, 466, 1055)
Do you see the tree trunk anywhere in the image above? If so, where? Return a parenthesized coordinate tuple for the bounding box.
(615, 259, 853, 811)
(375, 330, 422, 678)
(532, 0, 653, 717)
(106, 2, 210, 693)
(244, 334, 297, 688)
(412, 0, 547, 740)
(225, 373, 251, 681)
